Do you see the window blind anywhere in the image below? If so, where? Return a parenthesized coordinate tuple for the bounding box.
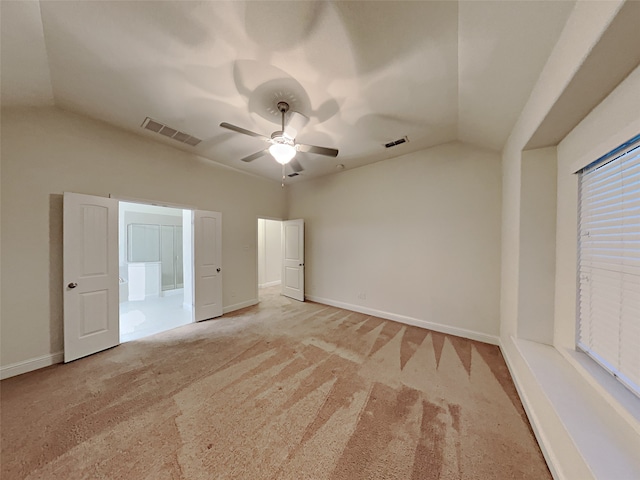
(578, 134, 640, 398)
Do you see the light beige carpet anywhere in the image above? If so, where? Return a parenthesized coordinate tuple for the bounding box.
(1, 290, 550, 479)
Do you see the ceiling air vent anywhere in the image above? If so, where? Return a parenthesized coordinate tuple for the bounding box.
(384, 136, 409, 148)
(141, 117, 202, 147)
(287, 172, 300, 177)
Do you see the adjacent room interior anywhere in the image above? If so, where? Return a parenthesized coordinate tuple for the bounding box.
(118, 201, 193, 343)
(257, 218, 283, 298)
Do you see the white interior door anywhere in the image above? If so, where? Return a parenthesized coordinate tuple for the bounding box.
(282, 219, 305, 301)
(63, 192, 119, 362)
(194, 210, 222, 321)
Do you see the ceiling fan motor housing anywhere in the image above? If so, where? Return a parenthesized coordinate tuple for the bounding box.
(271, 131, 294, 145)
(277, 101, 290, 114)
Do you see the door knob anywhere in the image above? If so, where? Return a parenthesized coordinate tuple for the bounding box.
(68, 282, 78, 289)
(216, 268, 221, 272)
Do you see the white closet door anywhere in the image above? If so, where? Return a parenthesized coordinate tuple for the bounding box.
(194, 210, 222, 321)
(282, 219, 305, 302)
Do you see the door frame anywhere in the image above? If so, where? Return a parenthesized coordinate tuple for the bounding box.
(115, 198, 223, 324)
(109, 194, 196, 211)
(256, 216, 284, 300)
(85, 195, 224, 333)
(114, 196, 196, 307)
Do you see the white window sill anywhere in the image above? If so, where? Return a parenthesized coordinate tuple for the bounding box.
(503, 336, 640, 480)
(558, 346, 640, 433)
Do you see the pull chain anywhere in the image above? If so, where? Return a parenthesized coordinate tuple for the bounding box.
(282, 164, 285, 188)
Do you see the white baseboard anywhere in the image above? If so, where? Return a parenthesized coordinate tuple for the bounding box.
(1, 299, 257, 379)
(223, 298, 259, 314)
(259, 280, 281, 288)
(1, 351, 63, 380)
(305, 295, 500, 345)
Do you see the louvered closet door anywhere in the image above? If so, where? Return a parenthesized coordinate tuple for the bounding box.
(578, 135, 640, 396)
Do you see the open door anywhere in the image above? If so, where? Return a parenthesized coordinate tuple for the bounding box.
(282, 219, 305, 301)
(63, 192, 119, 362)
(194, 210, 222, 321)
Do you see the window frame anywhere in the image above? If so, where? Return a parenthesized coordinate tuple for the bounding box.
(576, 133, 640, 399)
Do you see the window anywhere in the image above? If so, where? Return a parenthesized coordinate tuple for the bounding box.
(577, 134, 640, 398)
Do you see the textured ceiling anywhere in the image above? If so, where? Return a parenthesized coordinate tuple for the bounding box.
(1, 0, 577, 182)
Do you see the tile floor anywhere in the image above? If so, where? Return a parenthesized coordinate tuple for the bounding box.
(120, 291, 193, 343)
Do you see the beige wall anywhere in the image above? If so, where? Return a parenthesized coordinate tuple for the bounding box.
(0, 107, 286, 367)
(288, 142, 502, 342)
(517, 147, 557, 344)
(500, 146, 522, 339)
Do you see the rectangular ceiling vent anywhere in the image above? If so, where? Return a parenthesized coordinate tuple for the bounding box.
(141, 117, 202, 147)
(287, 172, 300, 177)
(384, 136, 409, 148)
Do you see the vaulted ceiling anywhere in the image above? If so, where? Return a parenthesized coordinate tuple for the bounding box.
(1, 1, 579, 182)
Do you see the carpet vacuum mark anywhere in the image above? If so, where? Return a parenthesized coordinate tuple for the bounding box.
(1, 292, 550, 479)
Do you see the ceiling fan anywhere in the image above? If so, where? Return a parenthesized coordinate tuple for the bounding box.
(220, 101, 338, 174)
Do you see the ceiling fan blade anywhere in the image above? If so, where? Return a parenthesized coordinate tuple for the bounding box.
(297, 144, 339, 157)
(284, 111, 309, 140)
(220, 122, 270, 141)
(289, 159, 304, 173)
(241, 150, 268, 162)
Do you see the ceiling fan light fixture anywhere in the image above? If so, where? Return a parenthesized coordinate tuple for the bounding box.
(220, 99, 337, 172)
(269, 143, 296, 164)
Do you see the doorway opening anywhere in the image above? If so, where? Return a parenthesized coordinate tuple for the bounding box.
(257, 218, 282, 301)
(118, 201, 193, 342)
